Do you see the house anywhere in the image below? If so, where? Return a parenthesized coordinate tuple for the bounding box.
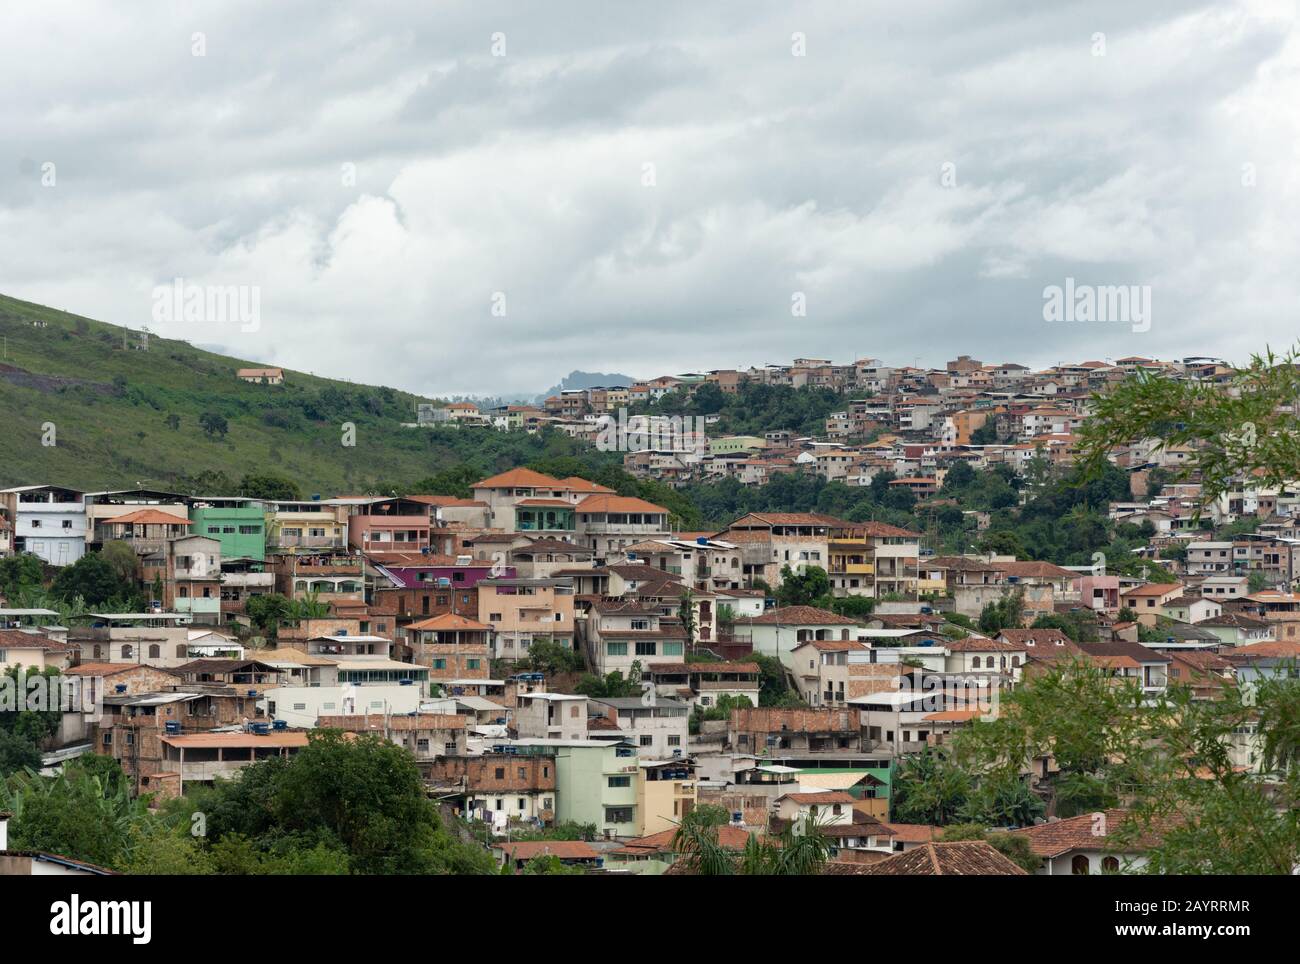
(344, 496, 438, 554)
(606, 824, 753, 875)
(514, 693, 589, 741)
(140, 536, 223, 624)
(404, 613, 491, 680)
(587, 599, 688, 677)
(470, 468, 615, 531)
(236, 367, 284, 385)
(189, 497, 266, 562)
(1077, 641, 1171, 695)
(573, 494, 672, 559)
(0, 485, 87, 566)
(642, 661, 761, 709)
(1161, 594, 1222, 625)
(590, 697, 689, 758)
(826, 521, 920, 598)
(636, 758, 697, 835)
(944, 636, 1027, 681)
(721, 512, 841, 587)
(553, 740, 641, 838)
(998, 628, 1083, 673)
(789, 639, 869, 706)
(1119, 582, 1185, 626)
(315, 713, 467, 758)
(159, 730, 309, 795)
(729, 707, 862, 755)
(426, 753, 557, 827)
(1198, 612, 1275, 647)
(1009, 809, 1160, 875)
(738, 605, 863, 668)
(0, 629, 74, 672)
(477, 578, 576, 659)
(492, 840, 600, 872)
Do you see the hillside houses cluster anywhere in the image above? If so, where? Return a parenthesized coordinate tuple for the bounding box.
(412, 354, 1240, 491)
(2, 443, 1295, 873)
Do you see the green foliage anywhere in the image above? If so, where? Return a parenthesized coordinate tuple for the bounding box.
(196, 729, 496, 875)
(0, 730, 42, 777)
(750, 653, 803, 708)
(237, 474, 301, 500)
(574, 668, 641, 699)
(513, 639, 585, 676)
(774, 564, 832, 608)
(890, 749, 972, 825)
(49, 552, 140, 608)
(978, 590, 1025, 635)
(0, 757, 150, 869)
(1080, 346, 1300, 510)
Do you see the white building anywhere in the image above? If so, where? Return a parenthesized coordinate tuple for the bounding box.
(1, 485, 87, 566)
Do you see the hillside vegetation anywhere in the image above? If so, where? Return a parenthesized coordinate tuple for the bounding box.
(0, 293, 567, 493)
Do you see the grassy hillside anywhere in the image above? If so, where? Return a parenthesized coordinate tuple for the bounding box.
(0, 293, 566, 493)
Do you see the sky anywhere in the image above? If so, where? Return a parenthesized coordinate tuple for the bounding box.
(2, 0, 1298, 397)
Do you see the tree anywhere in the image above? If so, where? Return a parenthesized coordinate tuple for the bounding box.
(978, 590, 1025, 635)
(0, 731, 42, 778)
(1079, 346, 1300, 511)
(246, 593, 294, 633)
(237, 474, 301, 501)
(100, 540, 140, 585)
(774, 564, 832, 608)
(49, 553, 137, 608)
(198, 411, 229, 438)
(890, 749, 971, 825)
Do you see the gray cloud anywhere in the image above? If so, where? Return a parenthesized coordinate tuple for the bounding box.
(1, 0, 1296, 395)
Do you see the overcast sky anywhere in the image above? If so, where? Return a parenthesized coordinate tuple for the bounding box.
(3, 1, 1297, 397)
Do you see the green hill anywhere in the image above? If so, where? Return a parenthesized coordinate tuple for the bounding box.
(0, 293, 566, 493)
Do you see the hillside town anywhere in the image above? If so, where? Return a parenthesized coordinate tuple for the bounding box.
(1, 351, 1295, 877)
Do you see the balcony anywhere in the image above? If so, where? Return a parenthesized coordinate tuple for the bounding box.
(270, 534, 346, 549)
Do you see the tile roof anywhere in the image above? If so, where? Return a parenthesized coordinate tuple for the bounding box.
(1009, 809, 1166, 857)
(743, 605, 860, 626)
(574, 494, 670, 515)
(857, 841, 1028, 875)
(406, 613, 492, 631)
(492, 841, 599, 861)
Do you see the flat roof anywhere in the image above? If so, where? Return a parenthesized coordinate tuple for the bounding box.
(161, 732, 309, 750)
(0, 608, 60, 616)
(88, 613, 191, 621)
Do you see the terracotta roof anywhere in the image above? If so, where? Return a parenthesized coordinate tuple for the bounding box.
(858, 841, 1028, 875)
(1009, 809, 1165, 858)
(161, 732, 309, 749)
(317, 713, 465, 731)
(1223, 640, 1300, 660)
(743, 605, 859, 626)
(1078, 641, 1171, 663)
(880, 822, 942, 844)
(575, 494, 670, 515)
(407, 612, 491, 631)
(609, 825, 753, 857)
(64, 662, 181, 677)
(993, 561, 1078, 580)
(492, 841, 599, 861)
(557, 477, 616, 494)
(728, 512, 847, 528)
(998, 628, 1078, 650)
(104, 509, 191, 526)
(1122, 582, 1184, 597)
(473, 468, 565, 489)
(0, 630, 70, 651)
(946, 636, 1022, 653)
(793, 638, 868, 652)
(780, 791, 856, 805)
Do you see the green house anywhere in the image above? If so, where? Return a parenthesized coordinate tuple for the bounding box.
(190, 498, 267, 561)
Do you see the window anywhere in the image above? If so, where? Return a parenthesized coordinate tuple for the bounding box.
(662, 642, 683, 657)
(639, 735, 652, 747)
(495, 768, 506, 779)
(102, 732, 112, 746)
(1071, 855, 1091, 875)
(667, 735, 681, 746)
(1102, 856, 1120, 873)
(148, 644, 161, 659)
(635, 641, 657, 657)
(606, 642, 627, 656)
